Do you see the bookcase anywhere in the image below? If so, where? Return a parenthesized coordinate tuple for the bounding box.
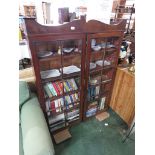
(24, 17, 126, 132)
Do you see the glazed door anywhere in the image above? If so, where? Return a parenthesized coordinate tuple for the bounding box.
(30, 34, 86, 132)
(84, 32, 123, 120)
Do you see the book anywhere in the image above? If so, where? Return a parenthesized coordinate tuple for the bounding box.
(69, 95, 74, 106)
(91, 86, 96, 98)
(64, 96, 69, 109)
(56, 82, 63, 94)
(48, 113, 65, 125)
(64, 81, 70, 92)
(44, 84, 53, 98)
(74, 93, 79, 100)
(45, 100, 51, 116)
(57, 99, 62, 112)
(51, 101, 56, 113)
(70, 79, 78, 90)
(95, 86, 100, 95)
(54, 100, 59, 112)
(66, 80, 73, 91)
(50, 123, 65, 132)
(100, 97, 106, 110)
(60, 98, 64, 107)
(52, 82, 60, 96)
(47, 83, 57, 96)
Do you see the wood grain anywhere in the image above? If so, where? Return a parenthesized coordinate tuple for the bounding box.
(110, 67, 135, 126)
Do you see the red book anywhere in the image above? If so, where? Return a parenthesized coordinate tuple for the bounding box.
(52, 82, 60, 96)
(56, 82, 63, 94)
(51, 101, 56, 113)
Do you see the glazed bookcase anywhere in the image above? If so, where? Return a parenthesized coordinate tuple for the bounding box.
(24, 17, 126, 132)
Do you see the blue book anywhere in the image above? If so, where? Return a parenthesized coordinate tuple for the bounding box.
(66, 80, 73, 91)
(69, 95, 74, 106)
(88, 87, 91, 101)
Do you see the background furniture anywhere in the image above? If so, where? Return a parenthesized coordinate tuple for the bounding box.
(19, 81, 55, 155)
(23, 5, 36, 18)
(23, 17, 126, 133)
(110, 67, 135, 126)
(114, 4, 135, 34)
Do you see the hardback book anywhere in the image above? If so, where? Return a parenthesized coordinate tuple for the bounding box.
(66, 80, 73, 91)
(99, 97, 106, 110)
(55, 82, 63, 94)
(70, 79, 78, 90)
(64, 81, 70, 92)
(45, 100, 51, 116)
(52, 82, 60, 96)
(95, 86, 100, 95)
(51, 101, 56, 113)
(50, 123, 65, 132)
(48, 113, 65, 124)
(54, 100, 59, 112)
(47, 83, 57, 96)
(44, 84, 53, 98)
(57, 99, 62, 112)
(74, 93, 79, 100)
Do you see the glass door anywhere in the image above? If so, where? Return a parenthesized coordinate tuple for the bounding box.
(35, 34, 85, 132)
(84, 33, 121, 119)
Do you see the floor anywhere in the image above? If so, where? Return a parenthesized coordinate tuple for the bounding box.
(54, 108, 135, 155)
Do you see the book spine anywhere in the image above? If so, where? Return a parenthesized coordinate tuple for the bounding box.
(56, 82, 63, 95)
(64, 96, 69, 109)
(66, 80, 73, 91)
(70, 79, 78, 90)
(47, 83, 57, 96)
(52, 82, 60, 96)
(51, 101, 56, 113)
(74, 93, 78, 100)
(54, 100, 59, 112)
(100, 97, 106, 110)
(44, 84, 53, 98)
(96, 86, 100, 95)
(58, 99, 62, 112)
(64, 81, 70, 92)
(72, 94, 76, 102)
(60, 98, 64, 107)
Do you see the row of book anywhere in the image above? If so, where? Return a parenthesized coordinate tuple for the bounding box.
(48, 109, 80, 132)
(66, 109, 79, 122)
(86, 97, 106, 117)
(46, 93, 79, 115)
(48, 113, 65, 132)
(88, 85, 100, 101)
(44, 78, 78, 98)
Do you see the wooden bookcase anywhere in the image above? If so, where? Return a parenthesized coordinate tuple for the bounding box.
(23, 17, 126, 132)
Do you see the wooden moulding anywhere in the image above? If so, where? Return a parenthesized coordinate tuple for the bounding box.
(24, 17, 126, 36)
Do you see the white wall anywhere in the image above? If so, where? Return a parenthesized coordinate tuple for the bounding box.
(20, 0, 114, 25)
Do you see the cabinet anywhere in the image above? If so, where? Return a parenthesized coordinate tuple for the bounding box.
(110, 67, 135, 126)
(24, 17, 126, 132)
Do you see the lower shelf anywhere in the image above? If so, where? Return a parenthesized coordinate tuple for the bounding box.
(84, 107, 109, 121)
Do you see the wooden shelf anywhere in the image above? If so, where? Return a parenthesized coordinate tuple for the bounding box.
(42, 71, 81, 83)
(89, 65, 115, 74)
(46, 89, 80, 101)
(89, 79, 112, 87)
(39, 52, 81, 62)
